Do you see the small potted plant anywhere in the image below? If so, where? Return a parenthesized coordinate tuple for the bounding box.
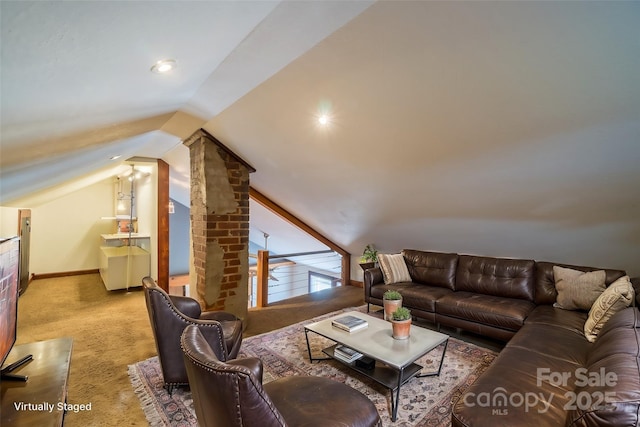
(383, 289, 403, 321)
(391, 307, 412, 340)
(358, 244, 378, 271)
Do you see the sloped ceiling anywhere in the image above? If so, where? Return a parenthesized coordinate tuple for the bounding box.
(1, 1, 639, 275)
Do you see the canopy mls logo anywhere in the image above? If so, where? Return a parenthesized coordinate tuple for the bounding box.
(462, 367, 618, 415)
(462, 387, 554, 415)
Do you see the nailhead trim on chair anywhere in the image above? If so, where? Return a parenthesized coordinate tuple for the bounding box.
(180, 339, 284, 424)
(152, 288, 227, 359)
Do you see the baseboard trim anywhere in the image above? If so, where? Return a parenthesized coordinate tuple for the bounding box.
(349, 280, 364, 288)
(32, 269, 99, 280)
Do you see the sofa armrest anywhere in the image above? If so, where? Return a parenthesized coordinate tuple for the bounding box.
(364, 267, 384, 299)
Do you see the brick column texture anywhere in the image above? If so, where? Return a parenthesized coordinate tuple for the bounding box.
(184, 130, 252, 320)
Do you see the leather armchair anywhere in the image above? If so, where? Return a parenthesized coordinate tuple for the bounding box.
(181, 325, 382, 427)
(142, 277, 243, 392)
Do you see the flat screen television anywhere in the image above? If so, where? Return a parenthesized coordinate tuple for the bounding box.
(0, 236, 29, 379)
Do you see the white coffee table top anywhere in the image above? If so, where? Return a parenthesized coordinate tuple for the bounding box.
(305, 311, 449, 369)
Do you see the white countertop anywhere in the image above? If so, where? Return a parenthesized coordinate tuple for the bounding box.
(101, 233, 150, 240)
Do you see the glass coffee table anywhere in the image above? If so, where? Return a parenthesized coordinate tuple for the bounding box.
(304, 311, 449, 421)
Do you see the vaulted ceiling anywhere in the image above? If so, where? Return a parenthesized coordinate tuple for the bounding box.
(1, 1, 639, 275)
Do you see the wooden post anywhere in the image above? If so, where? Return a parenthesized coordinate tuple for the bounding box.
(157, 159, 170, 292)
(341, 253, 350, 287)
(256, 250, 270, 307)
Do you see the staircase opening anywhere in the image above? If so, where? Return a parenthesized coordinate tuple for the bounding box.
(248, 189, 350, 308)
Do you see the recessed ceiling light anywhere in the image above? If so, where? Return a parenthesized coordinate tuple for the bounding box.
(110, 155, 121, 160)
(151, 59, 177, 74)
(318, 115, 330, 125)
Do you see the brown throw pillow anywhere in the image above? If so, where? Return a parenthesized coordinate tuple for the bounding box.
(584, 276, 634, 342)
(553, 266, 606, 311)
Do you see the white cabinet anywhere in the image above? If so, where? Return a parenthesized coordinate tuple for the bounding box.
(99, 234, 150, 290)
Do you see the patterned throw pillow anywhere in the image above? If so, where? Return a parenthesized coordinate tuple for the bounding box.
(584, 276, 634, 342)
(378, 253, 412, 285)
(553, 266, 606, 311)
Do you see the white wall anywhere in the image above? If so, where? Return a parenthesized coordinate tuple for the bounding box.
(0, 207, 20, 238)
(1, 161, 159, 279)
(28, 179, 114, 274)
(0, 179, 114, 275)
(134, 162, 158, 280)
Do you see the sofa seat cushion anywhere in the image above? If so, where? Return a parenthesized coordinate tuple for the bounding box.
(370, 283, 452, 312)
(525, 305, 588, 335)
(506, 323, 590, 366)
(452, 346, 578, 427)
(436, 292, 535, 331)
(569, 307, 640, 426)
(568, 353, 640, 427)
(396, 284, 453, 312)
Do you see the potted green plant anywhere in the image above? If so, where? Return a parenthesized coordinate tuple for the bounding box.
(358, 244, 378, 271)
(391, 307, 412, 340)
(383, 289, 403, 321)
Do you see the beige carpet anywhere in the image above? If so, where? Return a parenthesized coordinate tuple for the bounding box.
(15, 274, 364, 426)
(16, 274, 155, 427)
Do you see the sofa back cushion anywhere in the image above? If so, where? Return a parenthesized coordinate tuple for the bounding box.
(567, 307, 640, 427)
(401, 249, 458, 290)
(534, 262, 627, 305)
(455, 255, 535, 301)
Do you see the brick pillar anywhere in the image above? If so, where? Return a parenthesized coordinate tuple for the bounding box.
(183, 129, 255, 321)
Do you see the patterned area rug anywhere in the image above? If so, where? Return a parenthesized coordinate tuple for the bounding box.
(128, 306, 497, 426)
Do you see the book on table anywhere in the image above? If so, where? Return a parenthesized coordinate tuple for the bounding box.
(331, 315, 368, 332)
(333, 345, 363, 362)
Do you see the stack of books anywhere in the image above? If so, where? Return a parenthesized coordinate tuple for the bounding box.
(333, 345, 363, 363)
(331, 315, 368, 332)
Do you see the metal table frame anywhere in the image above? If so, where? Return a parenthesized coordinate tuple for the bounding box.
(304, 313, 449, 422)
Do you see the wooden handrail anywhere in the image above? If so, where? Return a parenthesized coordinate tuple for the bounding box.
(269, 249, 334, 259)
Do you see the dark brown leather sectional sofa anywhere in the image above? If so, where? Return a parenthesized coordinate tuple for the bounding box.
(364, 249, 640, 426)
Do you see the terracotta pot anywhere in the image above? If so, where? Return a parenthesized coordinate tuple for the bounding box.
(391, 318, 411, 340)
(383, 298, 402, 321)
